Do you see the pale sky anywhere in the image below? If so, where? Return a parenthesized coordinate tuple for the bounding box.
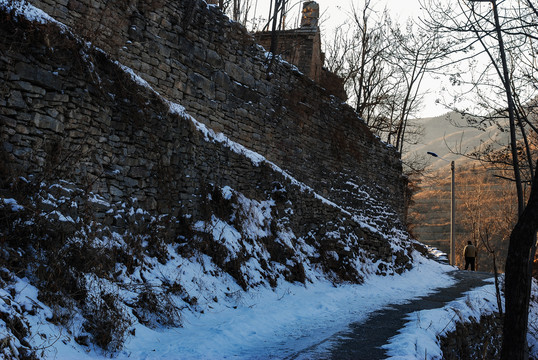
(269, 0, 427, 32)
(249, 0, 425, 31)
(314, 1, 447, 118)
(315, 0, 424, 26)
(250, 0, 447, 118)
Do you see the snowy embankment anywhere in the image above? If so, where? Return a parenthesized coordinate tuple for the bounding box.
(4, 243, 538, 360)
(384, 278, 538, 360)
(122, 255, 453, 360)
(1, 248, 456, 359)
(385, 279, 501, 359)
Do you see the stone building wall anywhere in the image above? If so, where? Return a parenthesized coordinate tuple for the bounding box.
(254, 28, 347, 101)
(19, 0, 406, 225)
(255, 29, 323, 82)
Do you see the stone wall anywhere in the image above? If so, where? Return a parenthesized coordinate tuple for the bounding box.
(0, 11, 413, 277)
(24, 0, 407, 226)
(255, 29, 323, 83)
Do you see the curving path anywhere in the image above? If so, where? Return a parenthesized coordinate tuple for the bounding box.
(288, 270, 493, 360)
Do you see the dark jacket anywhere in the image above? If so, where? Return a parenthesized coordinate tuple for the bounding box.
(463, 244, 476, 258)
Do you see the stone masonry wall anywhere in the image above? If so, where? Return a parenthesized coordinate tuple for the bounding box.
(255, 29, 323, 82)
(25, 0, 407, 225)
(0, 11, 412, 277)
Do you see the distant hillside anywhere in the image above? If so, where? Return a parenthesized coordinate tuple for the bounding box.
(405, 111, 510, 170)
(409, 164, 516, 271)
(406, 111, 515, 271)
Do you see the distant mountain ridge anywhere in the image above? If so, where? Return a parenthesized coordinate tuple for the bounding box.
(405, 111, 510, 171)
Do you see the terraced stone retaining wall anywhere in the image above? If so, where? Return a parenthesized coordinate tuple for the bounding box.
(1, 12, 416, 276)
(22, 0, 407, 225)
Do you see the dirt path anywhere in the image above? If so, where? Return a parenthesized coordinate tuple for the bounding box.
(288, 270, 493, 360)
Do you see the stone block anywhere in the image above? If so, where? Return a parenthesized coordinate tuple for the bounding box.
(67, 0, 87, 12)
(109, 184, 124, 197)
(15, 81, 46, 96)
(14, 124, 30, 135)
(15, 62, 63, 91)
(3, 142, 13, 152)
(224, 61, 255, 88)
(158, 62, 171, 73)
(12, 147, 31, 157)
(215, 91, 226, 102)
(206, 49, 223, 68)
(213, 70, 232, 92)
(152, 68, 167, 80)
(7, 91, 27, 109)
(32, 113, 64, 133)
(189, 72, 214, 97)
(123, 177, 139, 187)
(0, 114, 17, 128)
(129, 166, 149, 179)
(45, 92, 70, 102)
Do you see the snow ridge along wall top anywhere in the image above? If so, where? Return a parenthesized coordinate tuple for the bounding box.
(20, 0, 406, 226)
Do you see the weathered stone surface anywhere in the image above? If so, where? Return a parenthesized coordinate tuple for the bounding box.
(0, 0, 411, 270)
(0, 114, 17, 128)
(31, 113, 64, 132)
(14, 80, 46, 95)
(206, 49, 223, 68)
(8, 91, 27, 109)
(189, 72, 214, 97)
(225, 61, 255, 88)
(15, 61, 63, 91)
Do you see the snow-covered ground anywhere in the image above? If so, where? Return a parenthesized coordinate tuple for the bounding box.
(8, 248, 537, 360)
(119, 254, 452, 360)
(6, 243, 538, 360)
(3, 252, 458, 359)
(384, 279, 500, 359)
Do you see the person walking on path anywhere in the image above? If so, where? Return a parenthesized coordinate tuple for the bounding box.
(463, 241, 477, 271)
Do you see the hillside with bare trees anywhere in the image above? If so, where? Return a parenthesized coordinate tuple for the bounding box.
(409, 162, 517, 272)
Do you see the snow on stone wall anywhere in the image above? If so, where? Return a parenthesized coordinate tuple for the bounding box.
(23, 0, 407, 226)
(0, 4, 413, 273)
(0, 3, 421, 355)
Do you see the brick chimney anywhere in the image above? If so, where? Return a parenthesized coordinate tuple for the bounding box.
(301, 1, 319, 28)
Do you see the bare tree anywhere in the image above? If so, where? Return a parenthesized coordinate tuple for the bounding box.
(264, 0, 288, 78)
(324, 1, 446, 155)
(421, 0, 538, 357)
(458, 165, 515, 272)
(389, 22, 446, 154)
(217, 0, 259, 28)
(325, 2, 396, 137)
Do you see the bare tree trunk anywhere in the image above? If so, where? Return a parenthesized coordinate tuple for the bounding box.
(501, 161, 538, 360)
(266, 0, 283, 79)
(488, 0, 525, 216)
(233, 0, 240, 22)
(483, 1, 536, 358)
